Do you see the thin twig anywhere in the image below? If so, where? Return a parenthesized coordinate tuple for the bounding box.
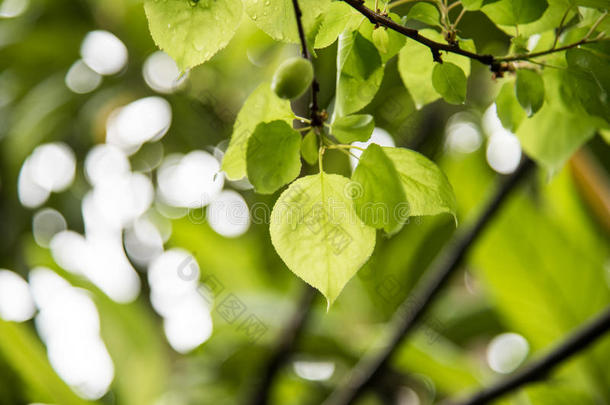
(247, 286, 316, 405)
(497, 36, 609, 62)
(322, 157, 536, 405)
(448, 305, 610, 405)
(291, 0, 322, 127)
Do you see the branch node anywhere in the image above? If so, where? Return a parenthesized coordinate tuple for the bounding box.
(431, 48, 443, 63)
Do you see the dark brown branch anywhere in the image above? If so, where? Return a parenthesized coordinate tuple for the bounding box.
(449, 305, 610, 405)
(340, 0, 607, 73)
(323, 157, 536, 405)
(291, 0, 322, 127)
(246, 286, 316, 405)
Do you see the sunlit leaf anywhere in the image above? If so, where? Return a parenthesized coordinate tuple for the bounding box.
(144, 0, 243, 70)
(244, 0, 330, 43)
(222, 83, 295, 180)
(383, 147, 457, 221)
(270, 173, 376, 305)
(432, 62, 467, 105)
(515, 69, 545, 116)
(246, 120, 302, 194)
(335, 31, 384, 117)
(398, 30, 474, 108)
(496, 81, 526, 132)
(407, 2, 441, 26)
(331, 114, 375, 143)
(351, 144, 407, 234)
(301, 130, 319, 165)
(482, 0, 549, 26)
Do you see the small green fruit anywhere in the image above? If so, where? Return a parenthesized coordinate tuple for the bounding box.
(271, 57, 314, 100)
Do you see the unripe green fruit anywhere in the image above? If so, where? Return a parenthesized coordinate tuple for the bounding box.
(271, 57, 314, 100)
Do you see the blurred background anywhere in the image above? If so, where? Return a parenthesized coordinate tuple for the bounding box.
(0, 0, 609, 404)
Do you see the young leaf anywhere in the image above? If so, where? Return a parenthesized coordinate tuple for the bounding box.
(432, 62, 467, 105)
(358, 12, 406, 63)
(335, 31, 384, 117)
(331, 114, 375, 143)
(372, 28, 389, 54)
(143, 0, 243, 71)
(517, 105, 597, 171)
(398, 29, 474, 108)
(351, 144, 408, 234)
(564, 47, 610, 123)
(407, 2, 441, 26)
(496, 81, 526, 132)
(461, 0, 485, 10)
(515, 69, 545, 116)
(244, 0, 330, 43)
(383, 147, 457, 221)
(222, 83, 295, 181)
(314, 1, 361, 48)
(246, 121, 302, 194)
(270, 173, 376, 306)
(481, 0, 548, 26)
(301, 130, 319, 165)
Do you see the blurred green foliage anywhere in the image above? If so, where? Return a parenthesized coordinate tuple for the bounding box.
(0, 0, 609, 404)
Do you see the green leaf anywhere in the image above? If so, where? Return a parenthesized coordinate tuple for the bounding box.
(143, 0, 243, 70)
(314, 1, 361, 49)
(358, 12, 406, 63)
(461, 0, 485, 10)
(301, 130, 319, 165)
(407, 2, 441, 26)
(481, 0, 549, 26)
(351, 144, 408, 234)
(335, 31, 384, 117)
(244, 0, 330, 43)
(246, 121, 302, 194)
(270, 173, 376, 306)
(222, 83, 295, 180)
(574, 0, 610, 8)
(331, 114, 375, 143)
(383, 147, 457, 220)
(432, 62, 467, 105)
(496, 81, 526, 132)
(493, 0, 577, 37)
(515, 69, 545, 116)
(398, 29, 474, 108)
(371, 28, 389, 54)
(517, 104, 597, 171)
(564, 47, 610, 123)
(601, 128, 610, 144)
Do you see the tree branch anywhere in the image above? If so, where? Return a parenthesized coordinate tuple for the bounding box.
(247, 286, 316, 405)
(342, 0, 494, 65)
(292, 0, 322, 127)
(448, 305, 610, 405)
(323, 157, 536, 405)
(340, 0, 607, 73)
